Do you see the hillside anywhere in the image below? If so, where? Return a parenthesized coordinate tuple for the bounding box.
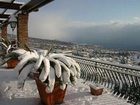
(28, 37, 75, 50)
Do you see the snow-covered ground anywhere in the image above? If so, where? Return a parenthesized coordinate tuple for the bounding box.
(0, 68, 132, 105)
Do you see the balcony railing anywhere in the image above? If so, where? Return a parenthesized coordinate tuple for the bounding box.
(67, 55, 140, 105)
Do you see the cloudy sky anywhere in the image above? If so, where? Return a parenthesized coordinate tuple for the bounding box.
(27, 0, 140, 50)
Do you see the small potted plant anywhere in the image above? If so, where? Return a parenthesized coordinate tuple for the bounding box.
(89, 83, 104, 96)
(0, 38, 19, 68)
(1, 48, 27, 68)
(7, 48, 80, 105)
(89, 73, 104, 96)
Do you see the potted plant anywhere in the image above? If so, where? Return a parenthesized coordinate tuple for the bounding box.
(7, 48, 80, 105)
(0, 48, 27, 68)
(89, 83, 104, 96)
(0, 38, 19, 68)
(88, 73, 104, 96)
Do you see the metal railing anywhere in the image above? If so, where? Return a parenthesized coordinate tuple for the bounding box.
(67, 55, 140, 105)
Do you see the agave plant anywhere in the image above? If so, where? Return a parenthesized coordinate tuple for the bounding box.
(0, 38, 17, 54)
(6, 48, 80, 93)
(0, 43, 36, 67)
(0, 38, 18, 65)
(0, 38, 8, 57)
(0, 48, 27, 66)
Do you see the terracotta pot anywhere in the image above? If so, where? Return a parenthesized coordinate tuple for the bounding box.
(90, 86, 103, 96)
(7, 59, 19, 68)
(34, 77, 67, 105)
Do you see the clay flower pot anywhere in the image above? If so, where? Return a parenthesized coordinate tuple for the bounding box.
(7, 59, 19, 68)
(89, 84, 103, 96)
(34, 75, 67, 105)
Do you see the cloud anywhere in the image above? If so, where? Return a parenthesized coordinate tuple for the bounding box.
(29, 14, 140, 50)
(133, 17, 140, 21)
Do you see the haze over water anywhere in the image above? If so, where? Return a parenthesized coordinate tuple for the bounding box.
(27, 0, 140, 51)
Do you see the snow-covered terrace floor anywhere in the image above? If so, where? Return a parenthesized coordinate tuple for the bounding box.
(0, 68, 132, 105)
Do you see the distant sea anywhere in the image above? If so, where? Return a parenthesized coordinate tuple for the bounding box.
(77, 42, 140, 51)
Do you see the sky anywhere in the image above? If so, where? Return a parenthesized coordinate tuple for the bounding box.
(27, 0, 140, 50)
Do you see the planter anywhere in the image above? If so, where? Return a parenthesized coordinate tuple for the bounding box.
(7, 59, 19, 68)
(89, 84, 103, 96)
(34, 76, 67, 105)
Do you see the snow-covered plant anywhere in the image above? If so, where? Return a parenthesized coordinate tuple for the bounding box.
(0, 38, 8, 56)
(0, 48, 27, 66)
(0, 38, 17, 55)
(10, 49, 80, 93)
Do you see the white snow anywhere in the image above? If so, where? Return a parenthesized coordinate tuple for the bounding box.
(0, 68, 132, 105)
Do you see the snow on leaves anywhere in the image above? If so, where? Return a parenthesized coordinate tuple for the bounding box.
(8, 49, 81, 93)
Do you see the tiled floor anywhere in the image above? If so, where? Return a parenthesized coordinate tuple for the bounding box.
(0, 69, 132, 105)
(62, 80, 132, 105)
